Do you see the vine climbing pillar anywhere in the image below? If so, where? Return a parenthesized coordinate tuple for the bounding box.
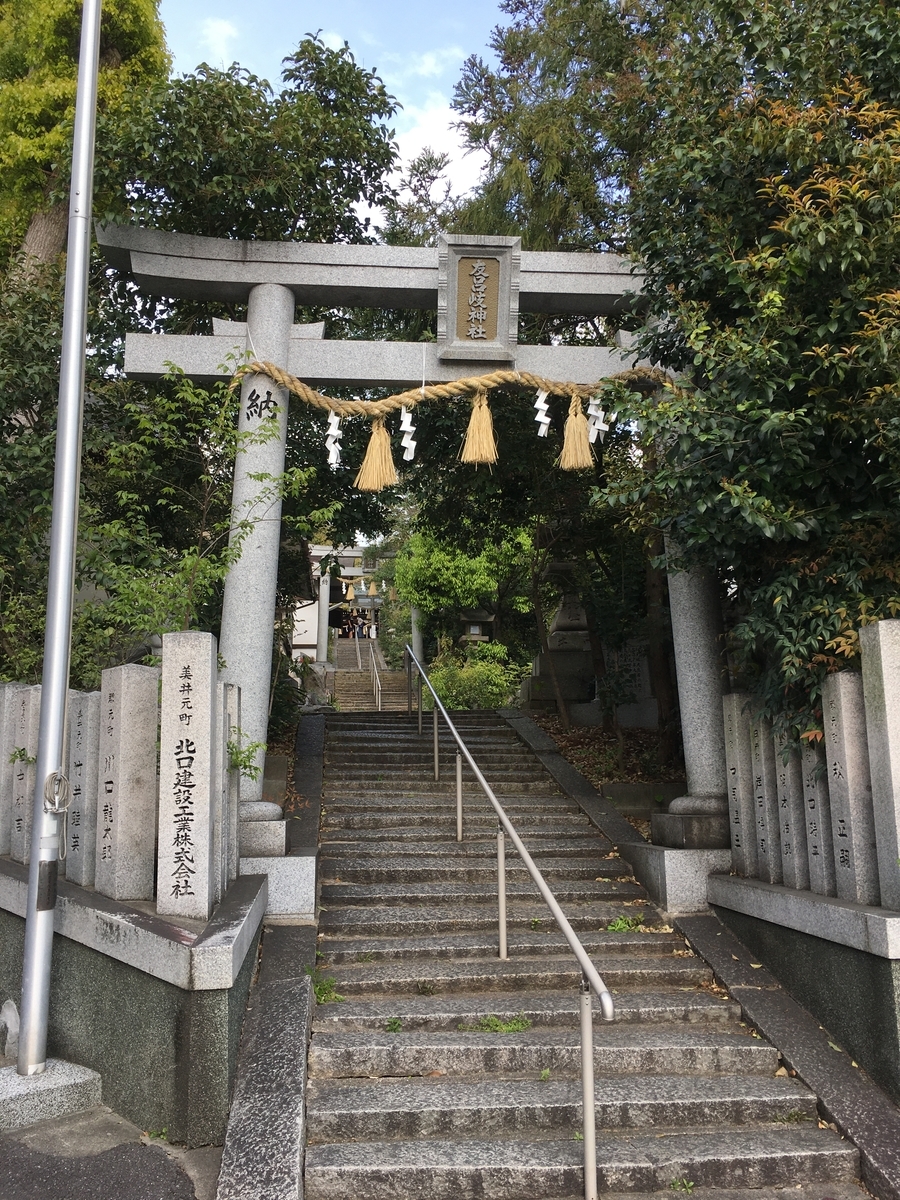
(219, 283, 295, 801)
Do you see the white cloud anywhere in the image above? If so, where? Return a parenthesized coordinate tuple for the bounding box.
(320, 30, 346, 51)
(200, 18, 239, 65)
(394, 100, 487, 197)
(403, 46, 467, 79)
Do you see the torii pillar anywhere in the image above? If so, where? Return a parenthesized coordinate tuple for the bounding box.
(220, 284, 295, 798)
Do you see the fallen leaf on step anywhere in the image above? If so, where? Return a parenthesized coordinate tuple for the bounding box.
(750, 963, 763, 969)
(775, 1066, 788, 1077)
(426, 1070, 445, 1077)
(828, 1041, 843, 1052)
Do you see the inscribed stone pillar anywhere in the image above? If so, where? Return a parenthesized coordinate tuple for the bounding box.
(65, 691, 101, 887)
(750, 717, 783, 884)
(157, 631, 218, 921)
(665, 554, 727, 812)
(94, 665, 160, 901)
(801, 741, 837, 897)
(219, 283, 295, 802)
(316, 575, 331, 663)
(822, 671, 880, 905)
(10, 686, 41, 864)
(860, 619, 900, 910)
(773, 731, 810, 890)
(722, 694, 758, 877)
(0, 684, 20, 855)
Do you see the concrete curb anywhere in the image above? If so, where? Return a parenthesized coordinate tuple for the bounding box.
(678, 912, 900, 1200)
(215, 926, 317, 1200)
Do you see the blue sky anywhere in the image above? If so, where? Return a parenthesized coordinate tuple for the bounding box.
(157, 0, 504, 194)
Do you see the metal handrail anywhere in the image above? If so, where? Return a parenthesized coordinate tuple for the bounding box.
(370, 645, 382, 711)
(403, 644, 613, 1200)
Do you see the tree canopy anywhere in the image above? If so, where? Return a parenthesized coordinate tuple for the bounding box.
(0, 29, 402, 689)
(0, 0, 168, 269)
(96, 36, 398, 244)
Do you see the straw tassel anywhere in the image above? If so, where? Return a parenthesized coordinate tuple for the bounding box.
(559, 394, 594, 470)
(354, 418, 398, 491)
(460, 389, 498, 464)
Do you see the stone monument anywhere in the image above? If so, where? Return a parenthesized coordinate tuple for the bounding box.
(94, 664, 159, 901)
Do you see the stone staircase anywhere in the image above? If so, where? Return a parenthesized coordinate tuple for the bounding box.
(305, 711, 862, 1198)
(332, 639, 410, 712)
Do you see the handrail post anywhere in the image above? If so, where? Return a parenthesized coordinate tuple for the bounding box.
(497, 822, 508, 959)
(580, 972, 598, 1200)
(417, 674, 423, 735)
(433, 705, 440, 780)
(456, 750, 463, 842)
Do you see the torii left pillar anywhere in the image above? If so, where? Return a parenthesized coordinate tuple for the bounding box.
(219, 284, 294, 801)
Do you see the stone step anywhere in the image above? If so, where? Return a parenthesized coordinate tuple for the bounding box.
(319, 879, 645, 907)
(320, 837, 615, 857)
(319, 856, 628, 884)
(540, 1190, 866, 1200)
(322, 796, 576, 812)
(321, 813, 593, 832)
(324, 780, 557, 796)
(319, 954, 711, 996)
(317, 929, 681, 964)
(308, 1027, 775, 1079)
(317, 900, 654, 937)
(324, 747, 535, 761)
(329, 772, 547, 784)
(324, 735, 528, 748)
(306, 1075, 813, 1141)
(307, 710, 861, 1200)
(310, 989, 742, 1032)
(304, 1127, 858, 1200)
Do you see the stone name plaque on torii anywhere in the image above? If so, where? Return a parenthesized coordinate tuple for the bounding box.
(437, 234, 519, 362)
(97, 223, 644, 803)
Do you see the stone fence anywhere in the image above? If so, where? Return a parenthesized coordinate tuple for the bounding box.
(0, 630, 291, 922)
(722, 618, 900, 913)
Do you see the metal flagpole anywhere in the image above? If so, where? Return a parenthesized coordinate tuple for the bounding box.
(17, 0, 103, 1076)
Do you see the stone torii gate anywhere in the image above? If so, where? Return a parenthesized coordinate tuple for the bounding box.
(96, 227, 728, 866)
(98, 225, 644, 802)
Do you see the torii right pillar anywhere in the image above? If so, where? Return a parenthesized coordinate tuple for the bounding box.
(652, 545, 731, 849)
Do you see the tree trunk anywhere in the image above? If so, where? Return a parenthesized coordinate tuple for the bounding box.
(645, 535, 679, 767)
(584, 612, 615, 733)
(532, 579, 570, 732)
(7, 202, 69, 284)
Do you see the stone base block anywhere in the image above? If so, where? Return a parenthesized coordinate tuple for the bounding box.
(238, 820, 287, 858)
(239, 856, 316, 920)
(707, 874, 900, 957)
(618, 843, 732, 914)
(651, 811, 731, 849)
(0, 864, 266, 1145)
(0, 1059, 101, 1132)
(711, 902, 900, 1105)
